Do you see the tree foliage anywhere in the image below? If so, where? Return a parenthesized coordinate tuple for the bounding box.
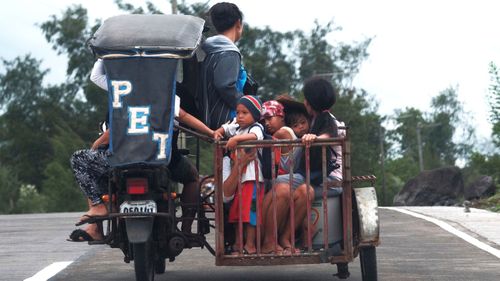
(239, 26, 299, 100)
(381, 86, 476, 204)
(334, 89, 381, 177)
(0, 166, 21, 213)
(488, 62, 500, 146)
(388, 87, 471, 171)
(0, 55, 86, 213)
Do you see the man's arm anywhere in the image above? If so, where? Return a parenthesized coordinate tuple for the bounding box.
(177, 108, 214, 137)
(90, 59, 108, 91)
(214, 127, 225, 140)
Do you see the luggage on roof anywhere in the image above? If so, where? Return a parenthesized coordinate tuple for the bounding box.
(89, 14, 205, 58)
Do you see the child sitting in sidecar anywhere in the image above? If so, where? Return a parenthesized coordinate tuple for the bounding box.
(213, 95, 264, 255)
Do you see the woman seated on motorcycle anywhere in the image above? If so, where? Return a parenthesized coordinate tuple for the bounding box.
(68, 60, 216, 242)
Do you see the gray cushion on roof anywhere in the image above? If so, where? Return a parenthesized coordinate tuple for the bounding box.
(89, 14, 205, 54)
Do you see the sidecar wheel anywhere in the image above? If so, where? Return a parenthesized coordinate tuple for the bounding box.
(133, 242, 155, 281)
(360, 246, 377, 281)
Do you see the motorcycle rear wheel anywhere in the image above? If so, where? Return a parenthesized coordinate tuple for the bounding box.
(133, 242, 155, 281)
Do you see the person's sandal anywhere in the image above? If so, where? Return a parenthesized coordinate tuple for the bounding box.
(67, 229, 94, 242)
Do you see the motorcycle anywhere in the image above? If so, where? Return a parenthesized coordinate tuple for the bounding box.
(85, 14, 212, 281)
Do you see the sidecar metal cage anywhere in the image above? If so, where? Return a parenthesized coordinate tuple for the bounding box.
(179, 125, 379, 266)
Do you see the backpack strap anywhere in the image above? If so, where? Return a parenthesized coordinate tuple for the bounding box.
(247, 123, 264, 157)
(248, 123, 264, 134)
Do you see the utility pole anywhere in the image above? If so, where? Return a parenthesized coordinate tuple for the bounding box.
(171, 0, 178, 14)
(416, 122, 424, 172)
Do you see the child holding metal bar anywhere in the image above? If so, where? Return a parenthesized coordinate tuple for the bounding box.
(214, 95, 265, 255)
(262, 100, 299, 175)
(261, 78, 339, 254)
(280, 76, 340, 253)
(260, 98, 311, 254)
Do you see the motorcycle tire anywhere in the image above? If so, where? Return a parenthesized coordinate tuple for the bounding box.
(133, 242, 155, 281)
(360, 246, 377, 281)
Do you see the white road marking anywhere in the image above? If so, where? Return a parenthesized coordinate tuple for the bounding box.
(24, 261, 73, 281)
(383, 207, 500, 259)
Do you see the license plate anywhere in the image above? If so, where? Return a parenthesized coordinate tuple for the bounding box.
(120, 200, 157, 214)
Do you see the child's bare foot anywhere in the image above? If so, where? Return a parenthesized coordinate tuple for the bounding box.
(282, 246, 301, 255)
(230, 243, 244, 255)
(261, 242, 283, 254)
(243, 244, 257, 255)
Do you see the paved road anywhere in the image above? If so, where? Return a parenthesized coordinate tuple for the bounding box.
(3, 208, 500, 281)
(0, 212, 88, 281)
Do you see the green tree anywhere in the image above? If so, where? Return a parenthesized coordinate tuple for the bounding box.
(239, 26, 299, 100)
(426, 87, 472, 168)
(463, 152, 500, 188)
(334, 89, 382, 177)
(298, 21, 371, 90)
(488, 62, 500, 146)
(388, 87, 470, 173)
(0, 55, 86, 212)
(40, 5, 106, 142)
(13, 185, 48, 214)
(383, 87, 475, 205)
(387, 108, 425, 167)
(0, 166, 21, 213)
(41, 123, 87, 212)
(177, 0, 210, 17)
(0, 56, 54, 187)
(383, 156, 420, 204)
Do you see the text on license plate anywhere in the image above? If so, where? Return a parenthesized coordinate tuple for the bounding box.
(120, 200, 157, 213)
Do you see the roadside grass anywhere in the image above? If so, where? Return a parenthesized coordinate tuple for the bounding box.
(471, 193, 500, 212)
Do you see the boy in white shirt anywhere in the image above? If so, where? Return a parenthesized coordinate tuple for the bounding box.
(214, 95, 264, 255)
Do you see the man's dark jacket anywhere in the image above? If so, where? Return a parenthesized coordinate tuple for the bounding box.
(199, 35, 243, 130)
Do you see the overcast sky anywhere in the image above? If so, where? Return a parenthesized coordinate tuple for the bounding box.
(1, 0, 499, 145)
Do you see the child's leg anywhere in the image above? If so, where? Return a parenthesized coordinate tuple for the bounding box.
(235, 223, 243, 247)
(261, 183, 290, 254)
(231, 223, 243, 255)
(244, 224, 257, 254)
(280, 184, 314, 254)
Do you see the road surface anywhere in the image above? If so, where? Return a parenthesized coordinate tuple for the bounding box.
(2, 208, 499, 281)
